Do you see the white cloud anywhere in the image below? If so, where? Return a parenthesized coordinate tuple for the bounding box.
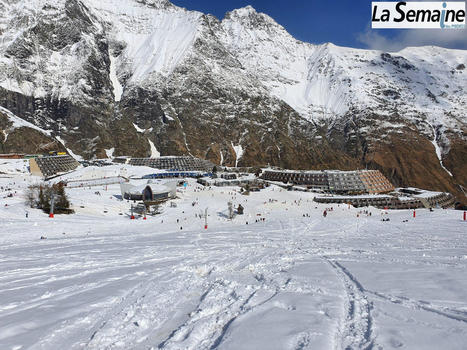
(358, 0, 467, 51)
(358, 27, 467, 52)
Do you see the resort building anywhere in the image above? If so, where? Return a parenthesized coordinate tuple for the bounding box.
(29, 155, 79, 178)
(261, 169, 395, 194)
(125, 156, 215, 172)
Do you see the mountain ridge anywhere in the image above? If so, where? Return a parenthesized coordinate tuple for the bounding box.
(0, 0, 465, 199)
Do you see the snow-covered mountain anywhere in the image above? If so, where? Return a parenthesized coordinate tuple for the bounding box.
(0, 0, 465, 197)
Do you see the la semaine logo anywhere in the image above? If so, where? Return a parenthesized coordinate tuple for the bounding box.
(372, 1, 466, 28)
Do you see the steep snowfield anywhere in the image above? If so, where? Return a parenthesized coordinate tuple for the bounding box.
(86, 0, 202, 84)
(220, 9, 350, 118)
(109, 52, 123, 102)
(0, 164, 466, 349)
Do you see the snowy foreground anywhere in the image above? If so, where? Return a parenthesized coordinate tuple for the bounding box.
(1, 165, 467, 349)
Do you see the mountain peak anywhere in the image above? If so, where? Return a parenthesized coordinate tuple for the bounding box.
(133, 0, 173, 9)
(223, 5, 284, 32)
(232, 5, 258, 16)
(224, 5, 269, 21)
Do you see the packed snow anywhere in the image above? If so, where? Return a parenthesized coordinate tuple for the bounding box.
(0, 160, 466, 349)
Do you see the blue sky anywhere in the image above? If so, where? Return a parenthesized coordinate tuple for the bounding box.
(171, 0, 467, 51)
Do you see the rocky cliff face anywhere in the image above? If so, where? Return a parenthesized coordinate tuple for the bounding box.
(0, 0, 465, 199)
(0, 106, 65, 154)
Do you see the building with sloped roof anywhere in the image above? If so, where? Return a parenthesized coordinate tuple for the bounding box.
(261, 169, 395, 195)
(128, 156, 214, 172)
(29, 155, 79, 178)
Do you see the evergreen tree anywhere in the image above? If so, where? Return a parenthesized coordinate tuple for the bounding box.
(35, 183, 73, 214)
(54, 183, 70, 212)
(38, 186, 46, 210)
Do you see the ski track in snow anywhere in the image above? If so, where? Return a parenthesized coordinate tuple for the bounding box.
(0, 219, 338, 350)
(367, 290, 467, 324)
(0, 171, 467, 349)
(325, 259, 375, 350)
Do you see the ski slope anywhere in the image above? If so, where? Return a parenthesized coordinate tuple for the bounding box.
(0, 162, 466, 349)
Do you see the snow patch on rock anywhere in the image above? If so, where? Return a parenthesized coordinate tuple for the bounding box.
(55, 136, 84, 161)
(133, 123, 145, 133)
(109, 52, 123, 102)
(0, 106, 52, 136)
(429, 123, 453, 177)
(105, 147, 115, 159)
(231, 142, 244, 167)
(148, 138, 160, 158)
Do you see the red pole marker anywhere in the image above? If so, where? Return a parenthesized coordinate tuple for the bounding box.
(413, 210, 416, 218)
(464, 211, 466, 221)
(49, 213, 54, 218)
(205, 224, 208, 229)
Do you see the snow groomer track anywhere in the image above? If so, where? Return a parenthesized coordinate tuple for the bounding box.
(0, 173, 466, 349)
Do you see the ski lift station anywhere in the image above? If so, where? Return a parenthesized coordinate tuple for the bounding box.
(120, 180, 177, 201)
